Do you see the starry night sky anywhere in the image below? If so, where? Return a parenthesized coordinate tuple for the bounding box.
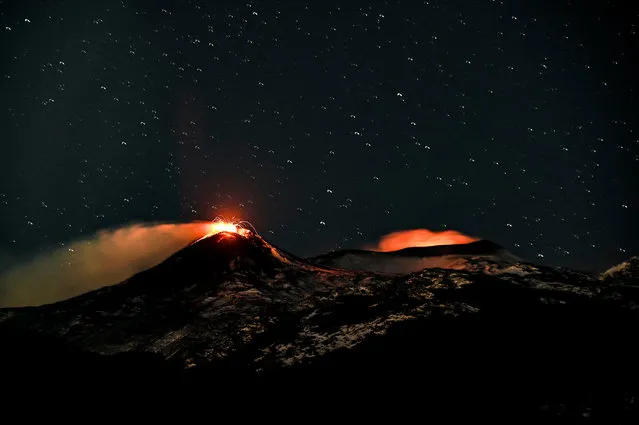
(1, 0, 637, 272)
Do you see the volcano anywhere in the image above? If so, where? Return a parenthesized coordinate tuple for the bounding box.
(1, 231, 638, 422)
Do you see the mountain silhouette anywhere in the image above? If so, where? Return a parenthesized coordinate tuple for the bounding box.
(0, 232, 637, 422)
(308, 239, 521, 273)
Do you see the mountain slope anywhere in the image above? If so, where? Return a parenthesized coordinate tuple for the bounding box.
(0, 232, 637, 421)
(308, 239, 521, 273)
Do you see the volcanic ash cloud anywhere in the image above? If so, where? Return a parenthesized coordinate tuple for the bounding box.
(0, 222, 212, 307)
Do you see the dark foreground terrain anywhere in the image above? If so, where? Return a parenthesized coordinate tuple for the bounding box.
(1, 232, 637, 422)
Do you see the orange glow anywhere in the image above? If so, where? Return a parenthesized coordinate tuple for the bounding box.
(375, 228, 479, 252)
(203, 218, 254, 239)
(209, 221, 240, 234)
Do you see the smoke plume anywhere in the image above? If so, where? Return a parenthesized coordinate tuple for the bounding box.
(0, 222, 212, 307)
(375, 228, 479, 252)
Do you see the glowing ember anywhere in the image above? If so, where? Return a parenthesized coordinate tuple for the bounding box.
(376, 228, 478, 251)
(209, 221, 240, 234)
(203, 218, 255, 239)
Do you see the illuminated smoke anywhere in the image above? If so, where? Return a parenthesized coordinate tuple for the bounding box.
(0, 222, 213, 307)
(375, 228, 479, 252)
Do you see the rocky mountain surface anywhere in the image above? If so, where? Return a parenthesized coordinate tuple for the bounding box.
(1, 231, 637, 422)
(307, 239, 522, 273)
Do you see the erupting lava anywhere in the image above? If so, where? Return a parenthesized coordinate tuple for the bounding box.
(205, 218, 254, 238)
(376, 228, 479, 252)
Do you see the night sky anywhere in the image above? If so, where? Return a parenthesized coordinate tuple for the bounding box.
(1, 0, 637, 273)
